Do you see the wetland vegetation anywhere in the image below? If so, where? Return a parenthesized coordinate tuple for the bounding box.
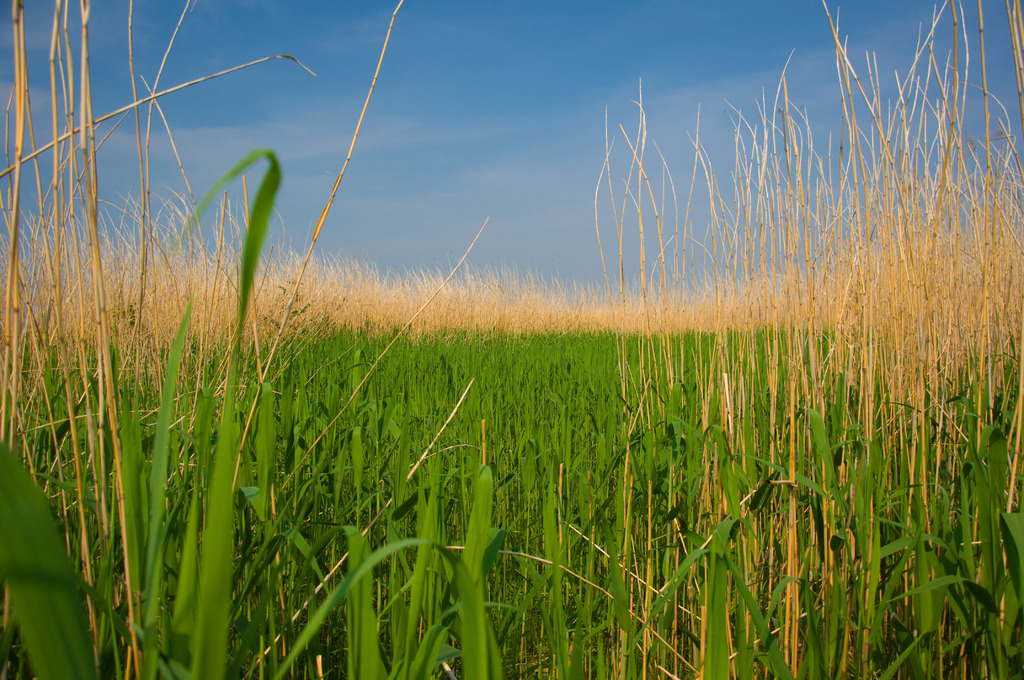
(2, 1, 1023, 678)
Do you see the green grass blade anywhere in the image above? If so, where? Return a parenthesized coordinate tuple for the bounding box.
(274, 537, 425, 680)
(454, 464, 503, 679)
(398, 487, 439, 675)
(450, 555, 504, 680)
(878, 630, 928, 680)
(190, 408, 238, 679)
(705, 530, 730, 680)
(464, 464, 494, 584)
(167, 493, 201, 667)
(190, 150, 280, 679)
(142, 302, 192, 680)
(0, 443, 98, 680)
(406, 622, 451, 680)
(236, 152, 281, 326)
(186, 148, 280, 337)
(722, 548, 795, 680)
(256, 381, 276, 521)
(345, 528, 386, 680)
(1003, 512, 1024, 608)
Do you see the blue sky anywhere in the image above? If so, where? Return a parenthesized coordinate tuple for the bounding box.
(3, 1, 1018, 282)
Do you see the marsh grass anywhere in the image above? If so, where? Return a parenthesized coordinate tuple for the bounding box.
(587, 2, 1024, 676)
(2, 0, 1024, 679)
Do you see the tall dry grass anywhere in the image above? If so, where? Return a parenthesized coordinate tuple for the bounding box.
(586, 5, 1024, 674)
(594, 2, 1024, 404)
(5, 2, 1022, 377)
(94, 228, 721, 341)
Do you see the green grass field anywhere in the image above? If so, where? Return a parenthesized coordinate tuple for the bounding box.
(3, 325, 1023, 678)
(3, 1, 1024, 678)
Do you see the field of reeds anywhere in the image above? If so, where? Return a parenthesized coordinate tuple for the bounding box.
(2, 1, 1024, 679)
